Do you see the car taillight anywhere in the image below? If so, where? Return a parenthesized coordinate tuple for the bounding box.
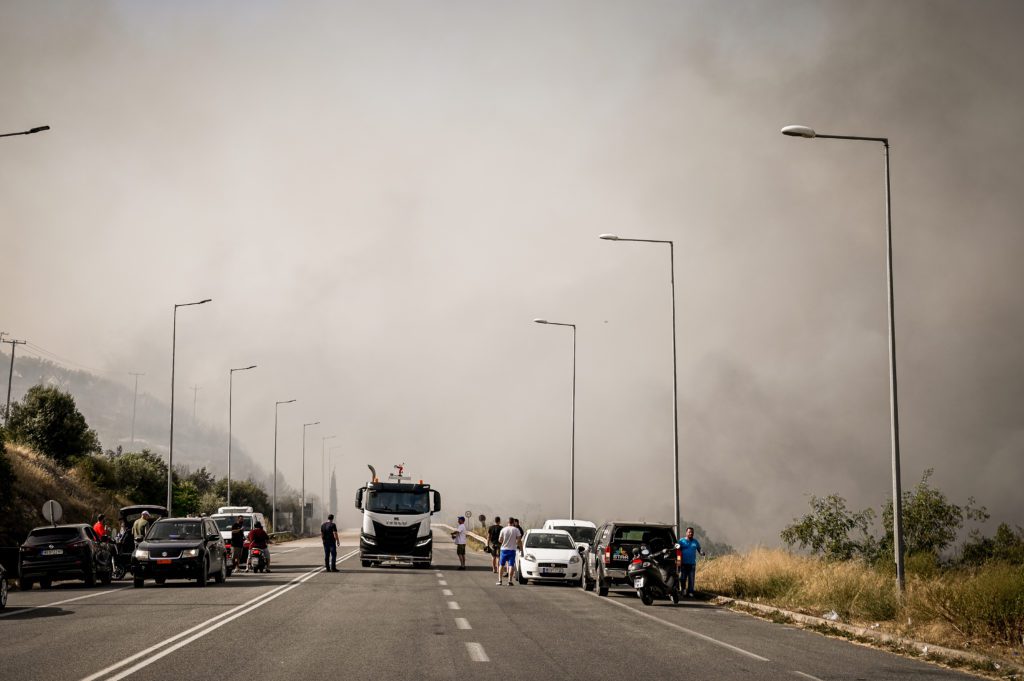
(21, 546, 36, 556)
(67, 540, 88, 551)
(603, 545, 611, 564)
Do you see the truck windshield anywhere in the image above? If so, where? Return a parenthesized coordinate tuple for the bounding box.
(366, 490, 430, 514)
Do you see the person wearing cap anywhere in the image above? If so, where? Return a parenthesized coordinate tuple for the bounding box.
(451, 516, 468, 570)
(132, 510, 152, 543)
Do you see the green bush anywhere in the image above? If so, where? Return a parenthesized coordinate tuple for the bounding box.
(0, 429, 14, 508)
(110, 450, 170, 505)
(5, 385, 101, 465)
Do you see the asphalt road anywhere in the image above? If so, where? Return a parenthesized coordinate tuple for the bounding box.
(1, 529, 980, 681)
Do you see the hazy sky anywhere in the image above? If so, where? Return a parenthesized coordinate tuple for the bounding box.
(3, 1, 1023, 547)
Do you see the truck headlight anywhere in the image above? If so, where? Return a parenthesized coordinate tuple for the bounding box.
(416, 537, 432, 547)
(133, 549, 149, 560)
(181, 548, 200, 558)
(362, 535, 376, 545)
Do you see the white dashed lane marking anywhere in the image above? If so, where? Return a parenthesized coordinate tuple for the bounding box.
(466, 642, 489, 662)
(447, 601, 461, 610)
(455, 617, 471, 630)
(442, 589, 454, 596)
(438, 580, 448, 586)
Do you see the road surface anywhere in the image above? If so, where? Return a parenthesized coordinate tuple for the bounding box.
(1, 529, 979, 680)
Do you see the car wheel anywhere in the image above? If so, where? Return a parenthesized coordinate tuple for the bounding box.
(100, 560, 113, 585)
(196, 559, 208, 587)
(215, 557, 226, 584)
(20, 578, 33, 591)
(597, 568, 609, 597)
(133, 577, 144, 588)
(40, 577, 53, 589)
(154, 577, 166, 585)
(518, 571, 527, 585)
(84, 566, 96, 587)
(112, 564, 126, 581)
(1, 575, 8, 609)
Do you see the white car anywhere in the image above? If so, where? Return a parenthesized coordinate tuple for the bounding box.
(517, 529, 586, 585)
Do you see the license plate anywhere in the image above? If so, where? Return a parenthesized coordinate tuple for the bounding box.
(540, 567, 561, 575)
(41, 549, 64, 556)
(634, 577, 645, 588)
(156, 559, 172, 564)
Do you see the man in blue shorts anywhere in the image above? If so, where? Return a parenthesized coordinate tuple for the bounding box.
(496, 517, 522, 586)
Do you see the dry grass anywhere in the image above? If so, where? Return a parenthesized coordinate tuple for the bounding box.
(700, 548, 1024, 658)
(0, 444, 129, 545)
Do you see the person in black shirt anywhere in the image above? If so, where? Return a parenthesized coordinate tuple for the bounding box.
(321, 514, 340, 572)
(487, 517, 502, 573)
(230, 516, 246, 570)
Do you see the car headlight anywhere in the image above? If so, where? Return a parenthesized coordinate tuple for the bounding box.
(134, 549, 149, 560)
(570, 554, 581, 564)
(181, 548, 200, 558)
(524, 553, 537, 563)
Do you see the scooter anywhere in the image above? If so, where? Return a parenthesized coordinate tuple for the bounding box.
(248, 547, 267, 573)
(627, 545, 680, 605)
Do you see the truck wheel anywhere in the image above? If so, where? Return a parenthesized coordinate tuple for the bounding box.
(133, 577, 144, 589)
(40, 577, 53, 589)
(20, 578, 33, 591)
(361, 560, 371, 568)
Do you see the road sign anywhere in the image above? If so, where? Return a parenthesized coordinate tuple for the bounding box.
(42, 499, 63, 525)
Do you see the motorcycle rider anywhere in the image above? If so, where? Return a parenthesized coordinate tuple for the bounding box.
(247, 521, 271, 572)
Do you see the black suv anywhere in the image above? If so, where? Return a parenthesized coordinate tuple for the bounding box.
(584, 522, 677, 596)
(19, 524, 114, 589)
(131, 517, 229, 588)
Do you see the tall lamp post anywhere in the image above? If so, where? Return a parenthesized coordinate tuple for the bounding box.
(781, 123, 905, 593)
(227, 364, 257, 504)
(321, 434, 337, 520)
(600, 234, 680, 536)
(168, 298, 212, 514)
(0, 125, 50, 138)
(301, 421, 320, 536)
(273, 399, 296, 531)
(533, 318, 577, 519)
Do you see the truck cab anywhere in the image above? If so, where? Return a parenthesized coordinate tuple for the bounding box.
(355, 468, 440, 568)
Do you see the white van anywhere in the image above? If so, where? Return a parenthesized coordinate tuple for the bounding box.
(211, 506, 267, 546)
(542, 519, 598, 551)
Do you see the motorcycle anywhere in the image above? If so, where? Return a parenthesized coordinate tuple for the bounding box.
(627, 544, 680, 606)
(247, 546, 267, 573)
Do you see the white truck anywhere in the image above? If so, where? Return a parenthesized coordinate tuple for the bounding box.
(355, 464, 441, 568)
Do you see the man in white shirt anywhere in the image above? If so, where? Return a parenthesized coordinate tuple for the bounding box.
(496, 517, 522, 586)
(452, 516, 468, 570)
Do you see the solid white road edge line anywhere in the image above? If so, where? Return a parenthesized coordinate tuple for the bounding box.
(100, 568, 325, 681)
(0, 585, 130, 619)
(455, 617, 471, 630)
(586, 592, 769, 662)
(77, 560, 337, 681)
(466, 642, 490, 662)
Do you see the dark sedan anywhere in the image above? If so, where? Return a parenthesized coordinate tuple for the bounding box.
(131, 517, 229, 588)
(19, 524, 114, 589)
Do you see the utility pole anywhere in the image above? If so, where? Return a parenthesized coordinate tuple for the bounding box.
(190, 384, 200, 422)
(3, 337, 27, 423)
(129, 372, 145, 450)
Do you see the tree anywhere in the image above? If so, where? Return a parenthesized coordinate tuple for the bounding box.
(780, 494, 876, 560)
(5, 385, 101, 464)
(881, 469, 988, 557)
(185, 467, 216, 495)
(110, 450, 171, 505)
(173, 480, 201, 516)
(213, 478, 269, 514)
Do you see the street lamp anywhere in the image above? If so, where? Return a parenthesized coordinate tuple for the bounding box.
(600, 233, 681, 536)
(322, 434, 337, 519)
(273, 399, 297, 531)
(301, 421, 320, 536)
(167, 298, 212, 514)
(0, 125, 50, 138)
(781, 123, 906, 592)
(227, 364, 257, 504)
(533, 318, 577, 519)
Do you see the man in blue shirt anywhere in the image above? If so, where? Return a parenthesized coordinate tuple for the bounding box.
(677, 527, 705, 597)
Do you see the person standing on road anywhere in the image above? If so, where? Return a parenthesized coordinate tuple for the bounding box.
(92, 513, 107, 539)
(486, 517, 502, 573)
(132, 510, 152, 543)
(321, 514, 340, 572)
(677, 527, 706, 597)
(230, 516, 246, 570)
(496, 517, 522, 586)
(452, 516, 468, 570)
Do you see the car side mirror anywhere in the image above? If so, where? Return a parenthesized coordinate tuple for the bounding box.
(208, 534, 220, 542)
